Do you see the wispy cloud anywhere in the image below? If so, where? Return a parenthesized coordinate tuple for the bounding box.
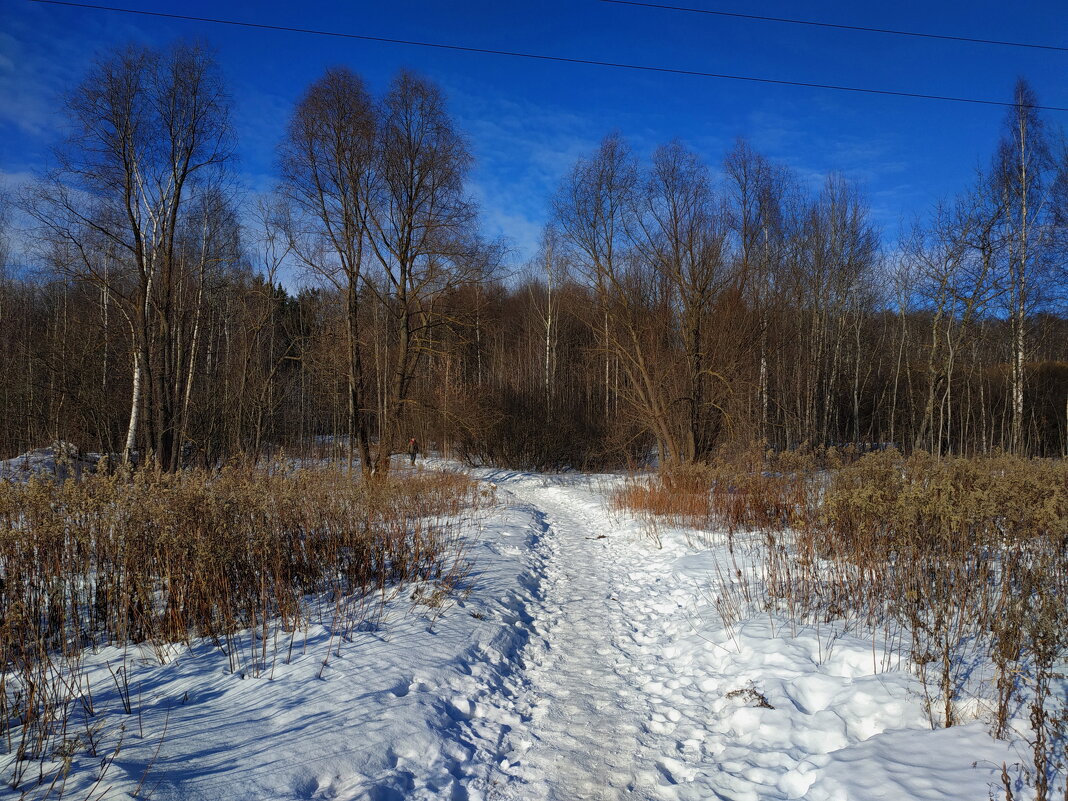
(451, 89, 604, 264)
(0, 24, 73, 140)
(737, 96, 937, 235)
(0, 4, 171, 153)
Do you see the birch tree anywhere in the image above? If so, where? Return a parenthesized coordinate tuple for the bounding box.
(25, 42, 234, 468)
(994, 79, 1056, 454)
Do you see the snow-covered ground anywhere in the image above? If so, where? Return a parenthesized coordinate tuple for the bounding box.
(1, 464, 1036, 800)
(0, 441, 98, 482)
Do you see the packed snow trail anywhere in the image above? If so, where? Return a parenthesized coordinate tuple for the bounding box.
(461, 473, 707, 800)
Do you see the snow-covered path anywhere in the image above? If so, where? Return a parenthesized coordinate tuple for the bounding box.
(467, 475, 708, 800)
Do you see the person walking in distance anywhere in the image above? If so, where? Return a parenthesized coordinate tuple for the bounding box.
(408, 437, 419, 466)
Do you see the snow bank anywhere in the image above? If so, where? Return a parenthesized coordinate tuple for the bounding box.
(0, 484, 547, 800)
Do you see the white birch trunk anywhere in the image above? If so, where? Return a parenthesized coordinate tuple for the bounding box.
(124, 347, 142, 463)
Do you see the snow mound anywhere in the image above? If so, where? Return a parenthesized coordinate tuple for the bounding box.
(0, 441, 99, 482)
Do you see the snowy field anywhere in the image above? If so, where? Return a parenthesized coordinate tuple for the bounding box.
(0, 463, 1040, 800)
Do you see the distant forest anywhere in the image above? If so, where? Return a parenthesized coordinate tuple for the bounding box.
(1, 42, 1066, 472)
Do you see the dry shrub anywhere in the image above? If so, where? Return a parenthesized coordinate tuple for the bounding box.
(620, 447, 1068, 797)
(706, 446, 824, 534)
(0, 462, 482, 792)
(820, 450, 1068, 558)
(613, 443, 828, 534)
(814, 451, 1068, 798)
(613, 463, 719, 529)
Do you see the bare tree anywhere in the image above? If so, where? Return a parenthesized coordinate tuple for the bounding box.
(8, 52, 1068, 468)
(724, 141, 793, 445)
(530, 225, 568, 409)
(279, 66, 376, 472)
(0, 189, 11, 277)
(362, 70, 482, 475)
(994, 79, 1056, 454)
(788, 175, 878, 445)
(904, 191, 999, 453)
(24, 42, 234, 468)
(555, 135, 686, 460)
(635, 141, 730, 460)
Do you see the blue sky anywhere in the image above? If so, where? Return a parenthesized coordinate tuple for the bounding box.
(2, 0, 1066, 268)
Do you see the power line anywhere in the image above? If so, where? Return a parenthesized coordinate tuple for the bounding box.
(27, 0, 1068, 112)
(599, 0, 1068, 53)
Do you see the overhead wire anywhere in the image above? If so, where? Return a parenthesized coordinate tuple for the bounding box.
(26, 0, 1068, 112)
(598, 0, 1068, 54)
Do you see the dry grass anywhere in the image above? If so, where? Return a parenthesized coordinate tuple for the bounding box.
(0, 462, 484, 793)
(613, 463, 719, 529)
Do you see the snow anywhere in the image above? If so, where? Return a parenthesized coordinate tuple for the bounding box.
(0, 441, 98, 481)
(0, 463, 1041, 800)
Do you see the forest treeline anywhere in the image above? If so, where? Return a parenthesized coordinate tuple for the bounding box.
(0, 41, 1066, 471)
